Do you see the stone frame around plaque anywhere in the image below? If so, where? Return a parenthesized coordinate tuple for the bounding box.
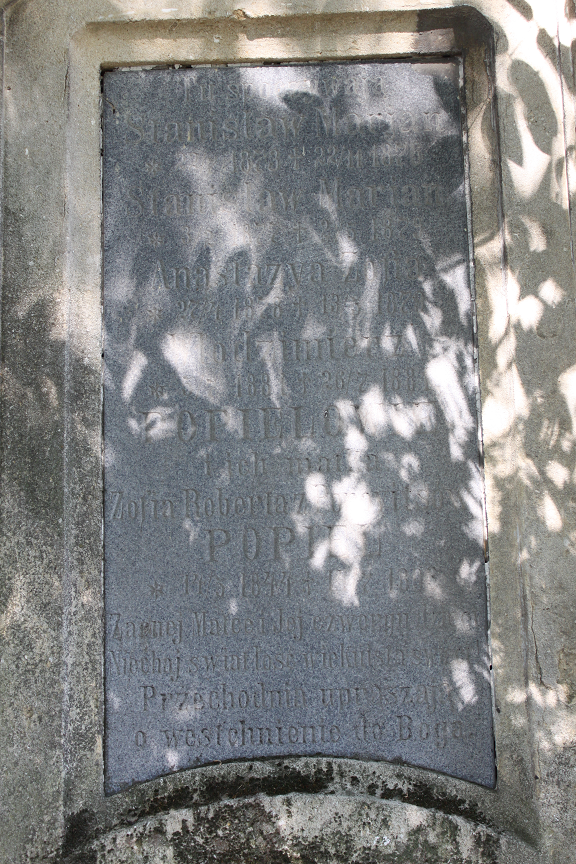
(61, 6, 537, 841)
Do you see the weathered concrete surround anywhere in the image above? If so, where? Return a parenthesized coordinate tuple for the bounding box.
(1, 1, 576, 862)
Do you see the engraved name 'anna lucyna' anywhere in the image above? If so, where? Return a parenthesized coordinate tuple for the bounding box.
(150, 259, 427, 297)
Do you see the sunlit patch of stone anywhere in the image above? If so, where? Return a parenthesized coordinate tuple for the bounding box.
(401, 519, 424, 538)
(482, 258, 509, 345)
(335, 399, 358, 426)
(495, 329, 517, 375)
(329, 524, 363, 568)
(519, 214, 547, 252)
(424, 568, 445, 600)
(356, 259, 380, 336)
(332, 476, 380, 527)
(419, 299, 443, 336)
(122, 349, 148, 402)
(458, 559, 480, 586)
(128, 405, 176, 441)
(106, 269, 139, 308)
(559, 364, 576, 439)
(538, 491, 563, 532)
(426, 353, 473, 461)
(542, 688, 560, 708)
(506, 684, 528, 705)
(300, 315, 328, 341)
(254, 329, 284, 408)
(529, 681, 547, 707)
(395, 405, 429, 439)
(345, 430, 367, 473)
(161, 329, 225, 404)
(403, 323, 420, 355)
(380, 323, 397, 356)
(473, 662, 492, 684)
(396, 402, 435, 436)
(507, 96, 551, 199)
(165, 749, 179, 772)
(337, 231, 358, 273)
(451, 659, 478, 708)
(176, 704, 199, 722)
(460, 464, 485, 545)
(511, 284, 544, 331)
(482, 397, 514, 446)
(359, 386, 435, 441)
(399, 454, 420, 483)
(109, 693, 121, 711)
(359, 386, 388, 436)
(219, 406, 244, 439)
(538, 277, 564, 306)
(331, 564, 361, 607)
(453, 610, 475, 633)
(240, 65, 314, 109)
(318, 179, 338, 223)
(551, 710, 576, 747)
(438, 259, 471, 325)
(309, 538, 330, 572)
(182, 519, 199, 546)
(291, 512, 309, 537)
(305, 473, 331, 510)
(103, 443, 117, 469)
(325, 461, 380, 606)
(177, 150, 272, 279)
(545, 460, 570, 488)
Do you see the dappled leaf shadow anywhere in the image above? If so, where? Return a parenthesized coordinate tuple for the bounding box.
(102, 60, 495, 792)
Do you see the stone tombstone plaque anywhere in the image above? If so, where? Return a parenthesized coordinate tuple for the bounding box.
(103, 60, 495, 794)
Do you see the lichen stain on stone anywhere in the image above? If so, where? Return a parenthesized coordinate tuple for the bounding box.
(118, 761, 335, 827)
(70, 794, 508, 864)
(62, 807, 98, 857)
(171, 802, 292, 864)
(379, 776, 494, 828)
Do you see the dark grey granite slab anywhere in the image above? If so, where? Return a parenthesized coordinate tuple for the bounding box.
(102, 61, 495, 794)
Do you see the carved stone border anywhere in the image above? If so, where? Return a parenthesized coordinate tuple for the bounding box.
(36, 5, 536, 854)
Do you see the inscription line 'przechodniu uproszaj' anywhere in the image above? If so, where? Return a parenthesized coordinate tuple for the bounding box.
(102, 61, 495, 793)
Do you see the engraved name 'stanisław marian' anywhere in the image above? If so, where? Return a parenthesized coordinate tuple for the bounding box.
(103, 61, 495, 793)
